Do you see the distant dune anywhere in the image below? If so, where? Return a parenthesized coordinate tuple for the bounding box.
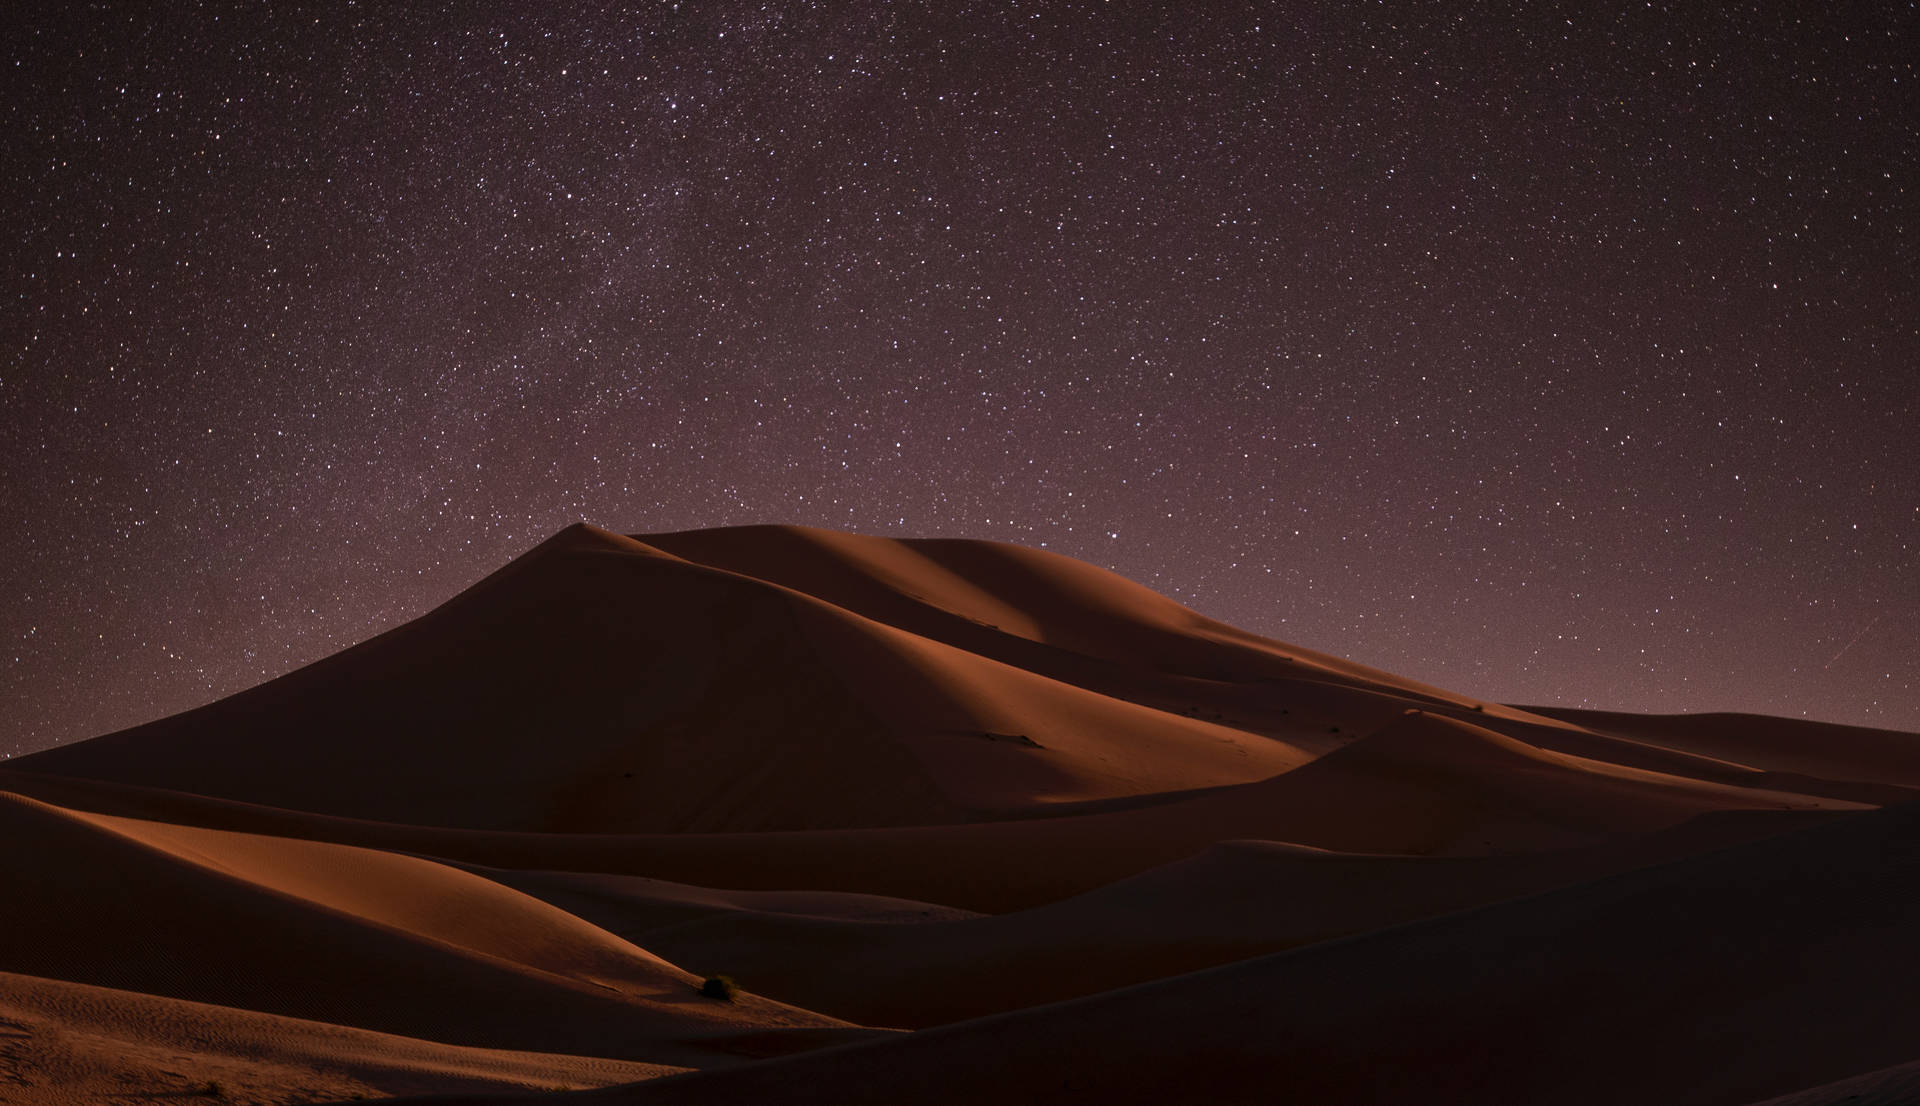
(4, 523, 1915, 1103)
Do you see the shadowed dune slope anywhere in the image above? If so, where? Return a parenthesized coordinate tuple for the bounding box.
(476, 807, 1836, 1029)
(0, 791, 859, 1068)
(14, 525, 951, 832)
(421, 800, 1920, 1106)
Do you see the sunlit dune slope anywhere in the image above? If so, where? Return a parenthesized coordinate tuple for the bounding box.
(643, 523, 1475, 704)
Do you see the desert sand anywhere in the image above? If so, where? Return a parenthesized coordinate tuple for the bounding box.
(4, 523, 1916, 1104)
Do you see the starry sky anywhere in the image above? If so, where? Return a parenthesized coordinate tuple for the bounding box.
(4, 2, 1916, 757)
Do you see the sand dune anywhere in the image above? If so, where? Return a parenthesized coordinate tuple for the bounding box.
(1526, 706, 1920, 790)
(29, 525, 1851, 840)
(16, 526, 961, 832)
(18, 524, 1316, 830)
(0, 712, 1861, 915)
(0, 791, 862, 1069)
(5, 523, 1915, 1102)
(0, 970, 681, 1105)
(644, 524, 1479, 706)
(476, 808, 1836, 1028)
(434, 800, 1920, 1106)
(1271, 708, 1863, 850)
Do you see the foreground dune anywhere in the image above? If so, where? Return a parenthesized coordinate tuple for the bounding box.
(0, 971, 680, 1105)
(0, 792, 864, 1069)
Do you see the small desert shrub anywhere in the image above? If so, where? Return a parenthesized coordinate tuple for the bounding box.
(700, 974, 740, 1001)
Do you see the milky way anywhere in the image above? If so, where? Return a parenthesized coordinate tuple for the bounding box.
(3, 2, 1915, 755)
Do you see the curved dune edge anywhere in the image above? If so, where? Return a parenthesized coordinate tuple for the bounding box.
(0, 970, 684, 1106)
(1523, 705, 1920, 790)
(1736, 1056, 1920, 1105)
(638, 523, 1477, 705)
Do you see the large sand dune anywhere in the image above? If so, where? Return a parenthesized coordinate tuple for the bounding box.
(6, 524, 1914, 1101)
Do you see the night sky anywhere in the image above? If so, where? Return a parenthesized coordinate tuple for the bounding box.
(4, 2, 1916, 757)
